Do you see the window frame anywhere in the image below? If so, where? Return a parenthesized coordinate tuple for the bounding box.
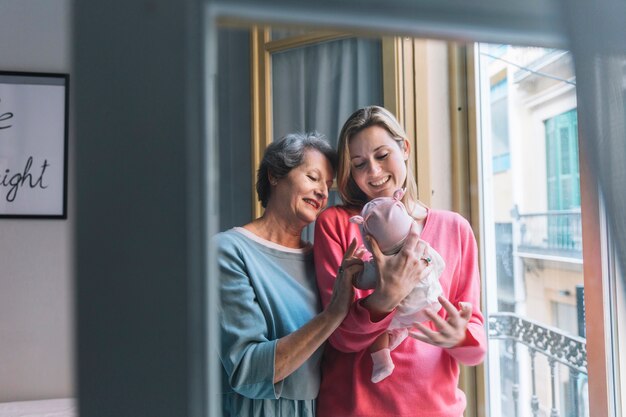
(459, 43, 614, 416)
(210, 5, 617, 417)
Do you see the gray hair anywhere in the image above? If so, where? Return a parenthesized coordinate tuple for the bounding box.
(256, 132, 337, 208)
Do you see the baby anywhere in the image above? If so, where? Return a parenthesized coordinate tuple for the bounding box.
(350, 188, 445, 383)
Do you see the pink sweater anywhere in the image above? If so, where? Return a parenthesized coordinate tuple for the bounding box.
(314, 206, 486, 417)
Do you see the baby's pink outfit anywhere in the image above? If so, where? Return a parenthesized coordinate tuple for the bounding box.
(350, 189, 444, 383)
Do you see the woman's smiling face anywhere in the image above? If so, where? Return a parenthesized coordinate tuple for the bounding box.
(271, 148, 334, 227)
(348, 125, 409, 201)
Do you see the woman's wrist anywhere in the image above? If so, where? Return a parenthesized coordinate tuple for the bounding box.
(321, 304, 346, 327)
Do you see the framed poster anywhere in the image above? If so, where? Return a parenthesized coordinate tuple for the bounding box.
(0, 71, 69, 218)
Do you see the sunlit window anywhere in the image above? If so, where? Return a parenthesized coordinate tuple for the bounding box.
(478, 44, 588, 417)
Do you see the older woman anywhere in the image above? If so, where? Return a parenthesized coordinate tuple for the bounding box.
(214, 132, 362, 417)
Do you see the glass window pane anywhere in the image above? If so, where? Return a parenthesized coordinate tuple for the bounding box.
(479, 44, 588, 417)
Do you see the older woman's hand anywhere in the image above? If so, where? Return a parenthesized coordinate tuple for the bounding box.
(326, 238, 363, 319)
(409, 296, 472, 348)
(362, 222, 433, 320)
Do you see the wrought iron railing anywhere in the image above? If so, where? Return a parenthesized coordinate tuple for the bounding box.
(513, 208, 582, 260)
(489, 312, 588, 417)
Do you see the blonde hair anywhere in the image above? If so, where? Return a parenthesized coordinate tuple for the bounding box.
(336, 106, 420, 212)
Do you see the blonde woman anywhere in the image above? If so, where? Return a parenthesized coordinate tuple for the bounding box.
(314, 106, 486, 417)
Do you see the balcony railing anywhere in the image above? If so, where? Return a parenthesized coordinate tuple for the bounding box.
(489, 312, 588, 417)
(512, 207, 582, 261)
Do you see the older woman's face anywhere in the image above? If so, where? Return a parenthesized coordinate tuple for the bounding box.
(348, 125, 409, 201)
(271, 149, 334, 227)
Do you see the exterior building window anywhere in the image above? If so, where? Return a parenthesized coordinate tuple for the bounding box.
(545, 109, 580, 211)
(545, 109, 581, 250)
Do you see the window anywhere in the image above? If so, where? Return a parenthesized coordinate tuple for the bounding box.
(545, 109, 579, 212)
(478, 44, 590, 417)
(545, 109, 581, 250)
(218, 25, 621, 417)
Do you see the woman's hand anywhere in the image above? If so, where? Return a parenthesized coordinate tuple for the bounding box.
(363, 222, 433, 319)
(409, 296, 472, 348)
(325, 238, 362, 319)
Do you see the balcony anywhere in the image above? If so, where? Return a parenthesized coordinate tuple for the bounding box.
(512, 207, 582, 262)
(489, 312, 588, 417)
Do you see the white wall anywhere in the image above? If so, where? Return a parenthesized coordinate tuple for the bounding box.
(0, 0, 74, 402)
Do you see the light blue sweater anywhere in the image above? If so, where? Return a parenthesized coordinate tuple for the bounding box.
(215, 228, 323, 417)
